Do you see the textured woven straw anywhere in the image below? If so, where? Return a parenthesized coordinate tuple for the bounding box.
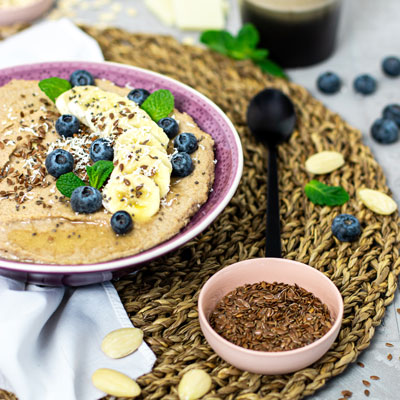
(1, 26, 400, 400)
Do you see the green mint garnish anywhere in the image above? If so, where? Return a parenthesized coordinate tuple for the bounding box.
(56, 172, 85, 198)
(305, 180, 349, 206)
(86, 160, 114, 190)
(141, 89, 174, 122)
(38, 77, 71, 103)
(200, 23, 287, 79)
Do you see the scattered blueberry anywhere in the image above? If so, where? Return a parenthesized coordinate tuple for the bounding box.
(383, 104, 400, 126)
(371, 118, 399, 144)
(174, 133, 198, 154)
(171, 152, 194, 177)
(316, 71, 342, 94)
(353, 74, 377, 95)
(45, 149, 74, 178)
(55, 114, 80, 138)
(90, 138, 114, 162)
(70, 186, 102, 214)
(127, 88, 150, 106)
(382, 56, 400, 77)
(111, 211, 133, 235)
(158, 117, 179, 138)
(331, 214, 361, 242)
(69, 69, 95, 87)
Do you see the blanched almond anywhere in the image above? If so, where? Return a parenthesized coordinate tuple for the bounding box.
(358, 188, 397, 215)
(101, 327, 143, 359)
(178, 369, 212, 400)
(92, 368, 141, 398)
(305, 151, 344, 175)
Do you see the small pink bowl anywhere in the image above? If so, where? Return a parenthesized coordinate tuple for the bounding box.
(0, 0, 54, 26)
(198, 258, 343, 375)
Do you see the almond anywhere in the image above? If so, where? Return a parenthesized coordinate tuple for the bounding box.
(178, 369, 212, 400)
(358, 188, 397, 215)
(305, 151, 344, 175)
(92, 368, 141, 398)
(101, 327, 143, 359)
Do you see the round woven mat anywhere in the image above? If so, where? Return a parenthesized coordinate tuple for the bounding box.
(2, 25, 400, 400)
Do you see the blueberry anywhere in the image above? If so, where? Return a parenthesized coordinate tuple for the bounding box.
(331, 214, 361, 242)
(353, 74, 377, 95)
(111, 211, 133, 235)
(127, 89, 150, 106)
(45, 149, 74, 178)
(55, 114, 80, 138)
(70, 186, 102, 214)
(90, 138, 114, 162)
(171, 152, 194, 177)
(69, 69, 95, 87)
(382, 56, 400, 77)
(371, 118, 399, 144)
(316, 71, 342, 94)
(158, 117, 179, 138)
(174, 133, 198, 154)
(383, 104, 400, 126)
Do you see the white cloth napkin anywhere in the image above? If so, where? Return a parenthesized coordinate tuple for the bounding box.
(0, 19, 156, 400)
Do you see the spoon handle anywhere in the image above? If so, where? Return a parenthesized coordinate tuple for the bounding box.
(266, 144, 282, 258)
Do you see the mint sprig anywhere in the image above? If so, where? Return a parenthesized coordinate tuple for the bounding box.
(305, 180, 349, 206)
(200, 24, 287, 79)
(141, 89, 174, 122)
(86, 160, 114, 190)
(38, 77, 71, 103)
(56, 172, 85, 198)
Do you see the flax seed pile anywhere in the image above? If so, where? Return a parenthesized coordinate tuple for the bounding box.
(1, 26, 400, 400)
(209, 282, 332, 352)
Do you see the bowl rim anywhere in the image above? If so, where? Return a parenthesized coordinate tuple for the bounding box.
(0, 60, 243, 273)
(0, 0, 53, 16)
(198, 257, 344, 358)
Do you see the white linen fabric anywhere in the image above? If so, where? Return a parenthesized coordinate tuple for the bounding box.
(0, 19, 156, 400)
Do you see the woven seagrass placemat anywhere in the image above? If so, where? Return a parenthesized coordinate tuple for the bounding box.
(2, 26, 400, 400)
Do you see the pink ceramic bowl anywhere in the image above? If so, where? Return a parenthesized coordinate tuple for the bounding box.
(198, 258, 343, 375)
(0, 61, 242, 286)
(0, 0, 54, 25)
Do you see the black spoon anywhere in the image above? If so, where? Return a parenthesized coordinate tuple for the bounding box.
(247, 88, 296, 258)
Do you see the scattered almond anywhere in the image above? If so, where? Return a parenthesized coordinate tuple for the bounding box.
(178, 369, 212, 400)
(388, 353, 393, 360)
(305, 151, 344, 175)
(364, 389, 370, 397)
(370, 376, 380, 380)
(362, 380, 370, 387)
(101, 327, 143, 359)
(92, 368, 141, 398)
(357, 188, 397, 215)
(341, 389, 353, 397)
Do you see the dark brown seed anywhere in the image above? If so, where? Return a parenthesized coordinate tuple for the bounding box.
(385, 343, 394, 347)
(364, 389, 370, 397)
(362, 380, 370, 387)
(341, 390, 352, 397)
(387, 354, 393, 360)
(357, 362, 365, 368)
(370, 376, 380, 381)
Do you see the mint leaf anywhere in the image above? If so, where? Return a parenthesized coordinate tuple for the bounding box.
(38, 77, 71, 103)
(141, 89, 174, 122)
(236, 23, 259, 51)
(200, 30, 236, 55)
(256, 59, 288, 79)
(305, 180, 349, 206)
(201, 24, 286, 79)
(56, 172, 85, 198)
(86, 160, 114, 190)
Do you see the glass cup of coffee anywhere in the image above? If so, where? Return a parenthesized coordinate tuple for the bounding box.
(240, 0, 342, 68)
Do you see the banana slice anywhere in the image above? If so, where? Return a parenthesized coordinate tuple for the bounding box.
(115, 144, 171, 170)
(103, 172, 161, 223)
(116, 129, 166, 153)
(117, 152, 171, 198)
